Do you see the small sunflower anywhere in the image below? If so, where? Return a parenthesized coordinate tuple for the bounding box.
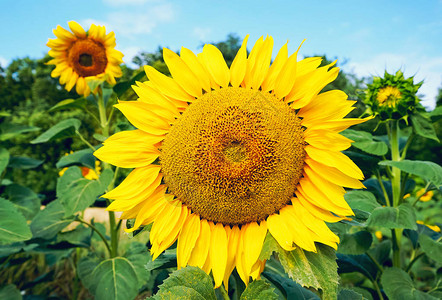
(95, 35, 369, 287)
(377, 86, 402, 107)
(47, 21, 124, 96)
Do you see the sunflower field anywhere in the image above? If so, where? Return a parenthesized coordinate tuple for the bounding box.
(0, 21, 441, 300)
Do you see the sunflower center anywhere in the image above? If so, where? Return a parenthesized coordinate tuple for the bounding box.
(160, 87, 306, 225)
(68, 39, 108, 77)
(377, 86, 402, 107)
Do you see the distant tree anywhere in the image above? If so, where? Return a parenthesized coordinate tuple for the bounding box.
(436, 83, 442, 107)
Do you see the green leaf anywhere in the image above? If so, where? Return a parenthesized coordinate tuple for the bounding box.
(277, 243, 339, 299)
(113, 71, 145, 97)
(30, 200, 72, 239)
(379, 160, 442, 188)
(49, 98, 87, 112)
(338, 231, 373, 255)
(90, 257, 139, 300)
(56, 167, 107, 216)
(429, 106, 442, 122)
(124, 242, 152, 289)
(153, 266, 216, 300)
(0, 147, 10, 174)
(93, 133, 107, 142)
(262, 271, 320, 300)
(0, 284, 22, 300)
(240, 280, 278, 300)
(344, 191, 381, 213)
(7, 156, 43, 169)
(0, 123, 40, 141)
(367, 203, 417, 230)
(77, 255, 101, 292)
(342, 129, 388, 156)
(410, 113, 440, 142)
(56, 225, 91, 248)
(0, 198, 32, 244)
(338, 289, 367, 300)
(56, 149, 95, 169)
(31, 118, 81, 144)
(381, 267, 438, 300)
(419, 234, 442, 263)
(5, 184, 40, 220)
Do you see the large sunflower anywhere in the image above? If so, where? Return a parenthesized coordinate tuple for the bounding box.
(95, 35, 368, 288)
(47, 21, 123, 96)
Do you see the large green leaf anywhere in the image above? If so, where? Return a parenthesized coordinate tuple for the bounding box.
(0, 198, 32, 244)
(367, 203, 417, 230)
(381, 267, 438, 300)
(90, 257, 139, 300)
(56, 225, 92, 248)
(0, 147, 9, 174)
(77, 255, 101, 292)
(338, 289, 367, 300)
(0, 284, 22, 300)
(262, 271, 320, 300)
(152, 266, 216, 300)
(429, 106, 442, 122)
(344, 191, 381, 213)
(379, 160, 442, 188)
(337, 231, 373, 255)
(410, 113, 440, 142)
(7, 156, 43, 169)
(30, 200, 73, 239)
(419, 234, 442, 263)
(341, 129, 388, 156)
(31, 118, 81, 144)
(277, 243, 339, 299)
(49, 98, 87, 112)
(56, 149, 95, 169)
(240, 280, 278, 300)
(5, 184, 40, 220)
(124, 242, 152, 289)
(0, 123, 40, 141)
(56, 167, 108, 216)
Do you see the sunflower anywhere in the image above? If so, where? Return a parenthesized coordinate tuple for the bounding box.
(47, 21, 124, 96)
(94, 35, 369, 288)
(377, 86, 402, 107)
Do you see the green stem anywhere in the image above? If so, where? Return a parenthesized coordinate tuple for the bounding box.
(372, 279, 384, 300)
(390, 121, 401, 207)
(366, 251, 384, 273)
(376, 169, 391, 207)
(218, 284, 230, 300)
(391, 229, 401, 268)
(75, 130, 96, 152)
(400, 132, 414, 160)
(405, 252, 424, 272)
(76, 218, 111, 257)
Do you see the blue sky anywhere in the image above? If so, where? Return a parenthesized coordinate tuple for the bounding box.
(1, 0, 441, 108)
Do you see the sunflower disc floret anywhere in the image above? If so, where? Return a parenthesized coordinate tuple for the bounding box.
(94, 35, 369, 288)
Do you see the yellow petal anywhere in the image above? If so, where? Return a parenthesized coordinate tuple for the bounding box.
(249, 36, 274, 89)
(235, 228, 249, 286)
(103, 164, 161, 199)
(243, 36, 264, 87)
(65, 72, 78, 91)
(267, 213, 295, 251)
(209, 222, 228, 288)
(133, 81, 179, 116)
(280, 205, 317, 252)
(114, 101, 170, 135)
(94, 142, 159, 169)
(273, 40, 304, 99)
(305, 158, 365, 189)
(53, 25, 75, 41)
(144, 65, 195, 102)
(223, 225, 240, 288)
(296, 194, 344, 223)
(177, 213, 201, 268)
(68, 21, 86, 38)
(261, 41, 288, 92)
(304, 129, 353, 151)
(188, 219, 211, 268)
(202, 44, 230, 88)
(243, 221, 267, 274)
(163, 48, 203, 97)
(305, 145, 364, 179)
(180, 47, 212, 92)
(229, 35, 249, 87)
(307, 117, 373, 132)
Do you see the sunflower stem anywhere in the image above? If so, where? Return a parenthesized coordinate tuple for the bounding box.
(96, 86, 119, 258)
(218, 284, 230, 300)
(76, 218, 112, 257)
(389, 120, 402, 268)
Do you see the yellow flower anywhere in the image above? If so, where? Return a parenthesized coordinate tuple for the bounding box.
(47, 21, 124, 96)
(416, 220, 440, 232)
(94, 36, 369, 287)
(416, 188, 434, 202)
(375, 231, 383, 241)
(59, 157, 101, 180)
(376, 86, 402, 107)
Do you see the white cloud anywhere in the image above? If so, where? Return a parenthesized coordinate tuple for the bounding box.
(345, 53, 442, 110)
(95, 3, 175, 36)
(0, 56, 8, 68)
(193, 27, 211, 40)
(120, 46, 143, 67)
